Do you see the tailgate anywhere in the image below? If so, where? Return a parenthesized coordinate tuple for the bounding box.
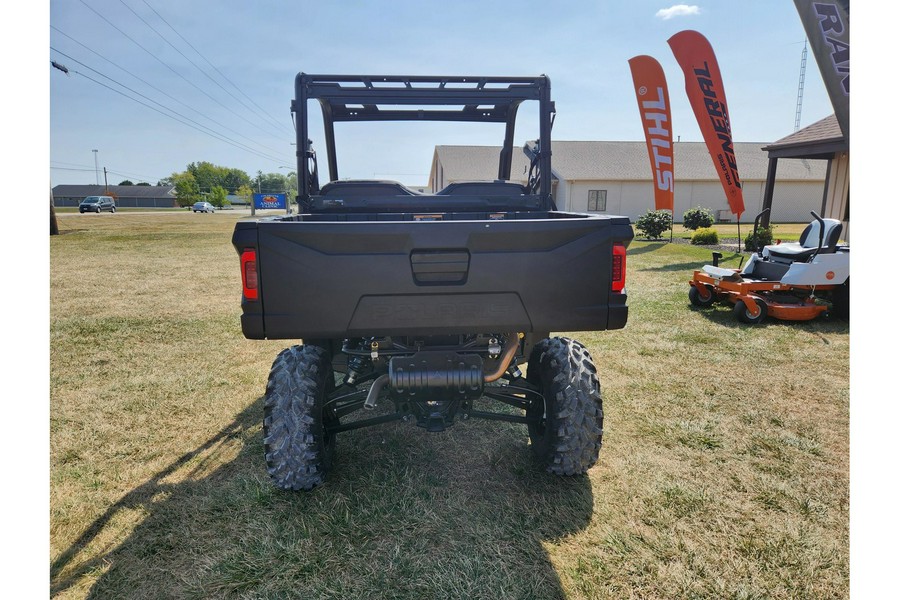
(233, 214, 632, 339)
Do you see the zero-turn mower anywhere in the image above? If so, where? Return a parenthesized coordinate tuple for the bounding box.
(688, 210, 849, 324)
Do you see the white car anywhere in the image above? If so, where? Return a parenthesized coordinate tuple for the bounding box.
(193, 202, 215, 213)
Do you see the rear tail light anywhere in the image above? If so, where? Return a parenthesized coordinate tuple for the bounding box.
(611, 243, 626, 292)
(241, 249, 258, 301)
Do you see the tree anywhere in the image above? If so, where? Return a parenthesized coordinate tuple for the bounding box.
(187, 161, 224, 194)
(236, 184, 254, 206)
(224, 168, 251, 193)
(257, 172, 289, 194)
(118, 179, 134, 186)
(208, 185, 228, 208)
(136, 182, 151, 186)
(50, 188, 59, 236)
(173, 173, 201, 207)
(283, 171, 298, 202)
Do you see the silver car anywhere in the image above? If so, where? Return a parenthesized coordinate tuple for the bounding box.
(79, 196, 116, 213)
(193, 201, 216, 213)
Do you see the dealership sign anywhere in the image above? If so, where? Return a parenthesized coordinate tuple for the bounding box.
(253, 193, 286, 209)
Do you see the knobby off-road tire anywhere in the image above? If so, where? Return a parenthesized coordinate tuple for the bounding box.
(526, 337, 604, 475)
(263, 345, 337, 491)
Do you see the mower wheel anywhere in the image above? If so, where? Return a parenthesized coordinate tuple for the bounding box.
(263, 344, 338, 491)
(689, 284, 716, 308)
(734, 298, 768, 325)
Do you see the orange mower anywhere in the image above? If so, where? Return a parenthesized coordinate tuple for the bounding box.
(688, 210, 849, 324)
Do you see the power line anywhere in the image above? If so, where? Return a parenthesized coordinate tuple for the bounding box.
(51, 26, 287, 157)
(50, 51, 292, 166)
(139, 0, 289, 134)
(75, 0, 286, 141)
(117, 0, 289, 138)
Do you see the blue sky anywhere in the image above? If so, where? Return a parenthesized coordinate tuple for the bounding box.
(47, 1, 835, 187)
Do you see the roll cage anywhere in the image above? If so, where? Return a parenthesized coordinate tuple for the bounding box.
(291, 73, 556, 211)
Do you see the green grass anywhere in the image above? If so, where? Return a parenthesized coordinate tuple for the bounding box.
(668, 222, 807, 242)
(50, 213, 848, 599)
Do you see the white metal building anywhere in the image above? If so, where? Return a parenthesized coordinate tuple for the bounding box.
(429, 141, 827, 222)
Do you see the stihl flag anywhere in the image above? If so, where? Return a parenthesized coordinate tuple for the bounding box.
(628, 55, 674, 213)
(668, 30, 745, 218)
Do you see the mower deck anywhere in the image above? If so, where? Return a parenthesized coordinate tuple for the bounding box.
(689, 268, 833, 323)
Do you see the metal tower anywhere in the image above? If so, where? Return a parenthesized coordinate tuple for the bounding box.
(794, 39, 808, 131)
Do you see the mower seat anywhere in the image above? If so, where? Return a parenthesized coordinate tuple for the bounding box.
(763, 218, 843, 264)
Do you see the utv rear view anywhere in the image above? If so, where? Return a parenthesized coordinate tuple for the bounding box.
(233, 73, 633, 490)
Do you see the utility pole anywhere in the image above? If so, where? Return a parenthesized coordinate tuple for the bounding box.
(103, 167, 109, 194)
(93, 149, 99, 185)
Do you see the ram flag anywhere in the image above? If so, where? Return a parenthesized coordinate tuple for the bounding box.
(628, 55, 674, 213)
(793, 0, 849, 139)
(668, 30, 745, 218)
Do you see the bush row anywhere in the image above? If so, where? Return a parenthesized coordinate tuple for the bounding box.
(634, 207, 777, 251)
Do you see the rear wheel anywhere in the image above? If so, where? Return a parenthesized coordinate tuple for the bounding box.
(263, 345, 338, 490)
(526, 337, 603, 475)
(689, 284, 716, 307)
(734, 298, 767, 324)
(832, 278, 849, 320)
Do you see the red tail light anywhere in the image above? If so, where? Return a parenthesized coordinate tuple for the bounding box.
(611, 243, 626, 292)
(241, 249, 258, 301)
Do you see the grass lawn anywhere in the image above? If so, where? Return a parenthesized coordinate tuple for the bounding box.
(670, 222, 808, 242)
(50, 213, 849, 599)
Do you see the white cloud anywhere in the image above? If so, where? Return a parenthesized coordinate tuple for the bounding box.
(656, 4, 701, 20)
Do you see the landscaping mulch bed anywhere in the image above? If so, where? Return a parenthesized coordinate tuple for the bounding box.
(639, 236, 748, 254)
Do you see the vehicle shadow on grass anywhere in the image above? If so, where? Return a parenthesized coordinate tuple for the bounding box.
(689, 302, 850, 332)
(640, 253, 745, 274)
(52, 398, 594, 599)
(626, 241, 667, 256)
(49, 398, 264, 597)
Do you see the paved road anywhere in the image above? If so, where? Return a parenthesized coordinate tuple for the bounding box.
(60, 208, 290, 217)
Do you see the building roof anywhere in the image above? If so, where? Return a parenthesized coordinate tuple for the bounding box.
(52, 184, 175, 198)
(434, 141, 826, 184)
(762, 114, 847, 159)
(433, 146, 531, 183)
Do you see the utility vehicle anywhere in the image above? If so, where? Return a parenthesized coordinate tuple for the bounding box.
(233, 73, 633, 490)
(688, 210, 849, 324)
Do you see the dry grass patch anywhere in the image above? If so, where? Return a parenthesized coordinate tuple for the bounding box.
(51, 214, 848, 599)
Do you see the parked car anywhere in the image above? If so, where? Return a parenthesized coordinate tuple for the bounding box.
(79, 196, 116, 213)
(193, 202, 216, 213)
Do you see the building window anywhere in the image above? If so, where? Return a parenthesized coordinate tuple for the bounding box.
(588, 189, 607, 211)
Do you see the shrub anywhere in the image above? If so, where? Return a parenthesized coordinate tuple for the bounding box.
(682, 206, 715, 230)
(745, 226, 774, 252)
(635, 210, 673, 240)
(691, 227, 719, 245)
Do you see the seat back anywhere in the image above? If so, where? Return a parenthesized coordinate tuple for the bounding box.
(799, 218, 843, 253)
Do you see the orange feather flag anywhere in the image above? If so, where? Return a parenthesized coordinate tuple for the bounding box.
(668, 30, 745, 218)
(628, 55, 674, 213)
